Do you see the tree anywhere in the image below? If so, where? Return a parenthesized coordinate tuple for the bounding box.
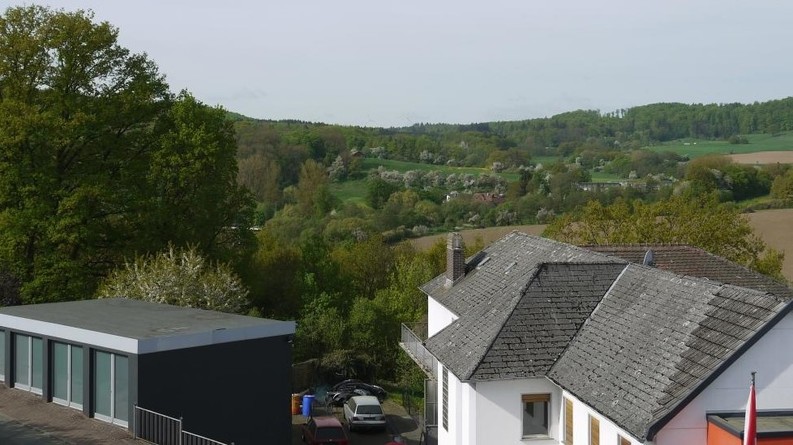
(0, 6, 169, 302)
(97, 245, 249, 313)
(771, 169, 793, 204)
(294, 159, 336, 216)
(544, 194, 785, 279)
(0, 7, 250, 302)
(146, 92, 253, 258)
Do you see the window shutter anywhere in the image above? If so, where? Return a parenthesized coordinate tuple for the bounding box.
(521, 394, 550, 403)
(618, 435, 631, 445)
(590, 416, 599, 445)
(565, 398, 574, 445)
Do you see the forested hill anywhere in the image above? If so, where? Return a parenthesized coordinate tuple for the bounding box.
(234, 97, 793, 158)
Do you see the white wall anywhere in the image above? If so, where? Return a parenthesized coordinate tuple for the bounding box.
(656, 311, 793, 445)
(428, 296, 457, 338)
(473, 378, 562, 445)
(437, 363, 464, 445)
(563, 391, 642, 445)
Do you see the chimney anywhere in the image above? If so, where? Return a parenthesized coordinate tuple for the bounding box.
(445, 232, 465, 287)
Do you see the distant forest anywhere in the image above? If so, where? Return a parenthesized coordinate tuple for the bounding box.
(235, 98, 793, 190)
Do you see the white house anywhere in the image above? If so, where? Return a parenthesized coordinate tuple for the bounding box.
(404, 232, 793, 445)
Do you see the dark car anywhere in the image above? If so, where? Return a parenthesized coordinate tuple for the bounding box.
(301, 416, 349, 445)
(327, 379, 387, 406)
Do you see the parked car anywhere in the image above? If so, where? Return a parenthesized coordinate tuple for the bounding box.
(328, 379, 387, 406)
(343, 395, 387, 432)
(301, 416, 349, 445)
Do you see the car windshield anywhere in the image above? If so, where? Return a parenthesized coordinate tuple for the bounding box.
(316, 426, 346, 440)
(358, 405, 383, 415)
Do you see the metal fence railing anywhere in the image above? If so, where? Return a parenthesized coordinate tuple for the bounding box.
(133, 405, 233, 445)
(400, 323, 438, 379)
(182, 431, 229, 445)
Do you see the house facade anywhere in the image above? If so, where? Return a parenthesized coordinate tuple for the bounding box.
(0, 298, 296, 445)
(405, 232, 793, 445)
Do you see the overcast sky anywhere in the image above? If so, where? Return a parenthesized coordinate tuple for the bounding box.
(17, 0, 793, 127)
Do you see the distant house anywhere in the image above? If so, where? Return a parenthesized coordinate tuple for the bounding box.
(472, 192, 505, 204)
(0, 298, 295, 445)
(401, 232, 793, 445)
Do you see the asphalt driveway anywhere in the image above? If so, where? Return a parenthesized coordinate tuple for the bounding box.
(0, 413, 69, 444)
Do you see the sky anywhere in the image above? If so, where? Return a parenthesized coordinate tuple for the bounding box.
(11, 0, 793, 127)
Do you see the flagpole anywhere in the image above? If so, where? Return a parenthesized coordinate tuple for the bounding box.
(743, 372, 757, 445)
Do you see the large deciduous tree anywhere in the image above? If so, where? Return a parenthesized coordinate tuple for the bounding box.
(0, 6, 250, 303)
(544, 194, 785, 280)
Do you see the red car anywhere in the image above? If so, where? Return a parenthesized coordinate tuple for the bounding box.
(301, 416, 349, 445)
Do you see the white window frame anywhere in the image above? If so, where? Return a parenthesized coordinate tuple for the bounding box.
(52, 342, 83, 410)
(14, 334, 42, 395)
(93, 351, 128, 428)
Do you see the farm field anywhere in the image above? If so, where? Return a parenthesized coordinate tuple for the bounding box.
(647, 132, 793, 159)
(409, 208, 793, 283)
(747, 208, 793, 282)
(728, 151, 793, 164)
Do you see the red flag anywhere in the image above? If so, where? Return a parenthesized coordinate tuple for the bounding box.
(743, 382, 757, 445)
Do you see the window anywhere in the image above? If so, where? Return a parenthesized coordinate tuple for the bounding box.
(564, 397, 573, 445)
(94, 350, 129, 426)
(52, 342, 83, 409)
(521, 394, 550, 438)
(618, 435, 631, 445)
(589, 415, 599, 445)
(14, 334, 43, 394)
(442, 366, 448, 431)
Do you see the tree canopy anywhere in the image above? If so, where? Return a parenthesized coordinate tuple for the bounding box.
(0, 6, 250, 303)
(544, 194, 785, 280)
(97, 245, 249, 313)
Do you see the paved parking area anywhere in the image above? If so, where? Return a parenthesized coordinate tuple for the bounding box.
(0, 413, 69, 444)
(292, 398, 422, 445)
(0, 386, 141, 444)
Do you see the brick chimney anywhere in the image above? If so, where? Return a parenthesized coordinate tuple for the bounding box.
(445, 232, 465, 287)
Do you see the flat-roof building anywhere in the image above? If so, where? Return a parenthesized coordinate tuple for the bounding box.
(0, 298, 296, 445)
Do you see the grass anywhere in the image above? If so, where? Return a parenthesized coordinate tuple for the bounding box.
(590, 171, 622, 182)
(329, 179, 368, 203)
(646, 132, 793, 158)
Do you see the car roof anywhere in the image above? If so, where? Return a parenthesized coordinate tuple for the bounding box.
(311, 416, 344, 427)
(350, 395, 380, 404)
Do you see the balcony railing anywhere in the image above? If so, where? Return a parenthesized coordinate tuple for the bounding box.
(400, 323, 438, 379)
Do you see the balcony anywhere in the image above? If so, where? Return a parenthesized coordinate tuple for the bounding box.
(399, 323, 438, 379)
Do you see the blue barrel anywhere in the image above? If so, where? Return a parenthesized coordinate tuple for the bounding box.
(302, 394, 315, 417)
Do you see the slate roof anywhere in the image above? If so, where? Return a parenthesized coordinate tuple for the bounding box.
(423, 232, 624, 380)
(586, 244, 793, 300)
(421, 232, 793, 441)
(548, 265, 788, 440)
(470, 262, 626, 380)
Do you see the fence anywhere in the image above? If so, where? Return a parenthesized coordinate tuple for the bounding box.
(133, 405, 232, 445)
(400, 323, 438, 378)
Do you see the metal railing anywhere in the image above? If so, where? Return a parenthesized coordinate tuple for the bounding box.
(182, 431, 228, 445)
(400, 323, 438, 379)
(133, 405, 233, 445)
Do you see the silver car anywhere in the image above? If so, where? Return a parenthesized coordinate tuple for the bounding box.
(343, 395, 386, 432)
